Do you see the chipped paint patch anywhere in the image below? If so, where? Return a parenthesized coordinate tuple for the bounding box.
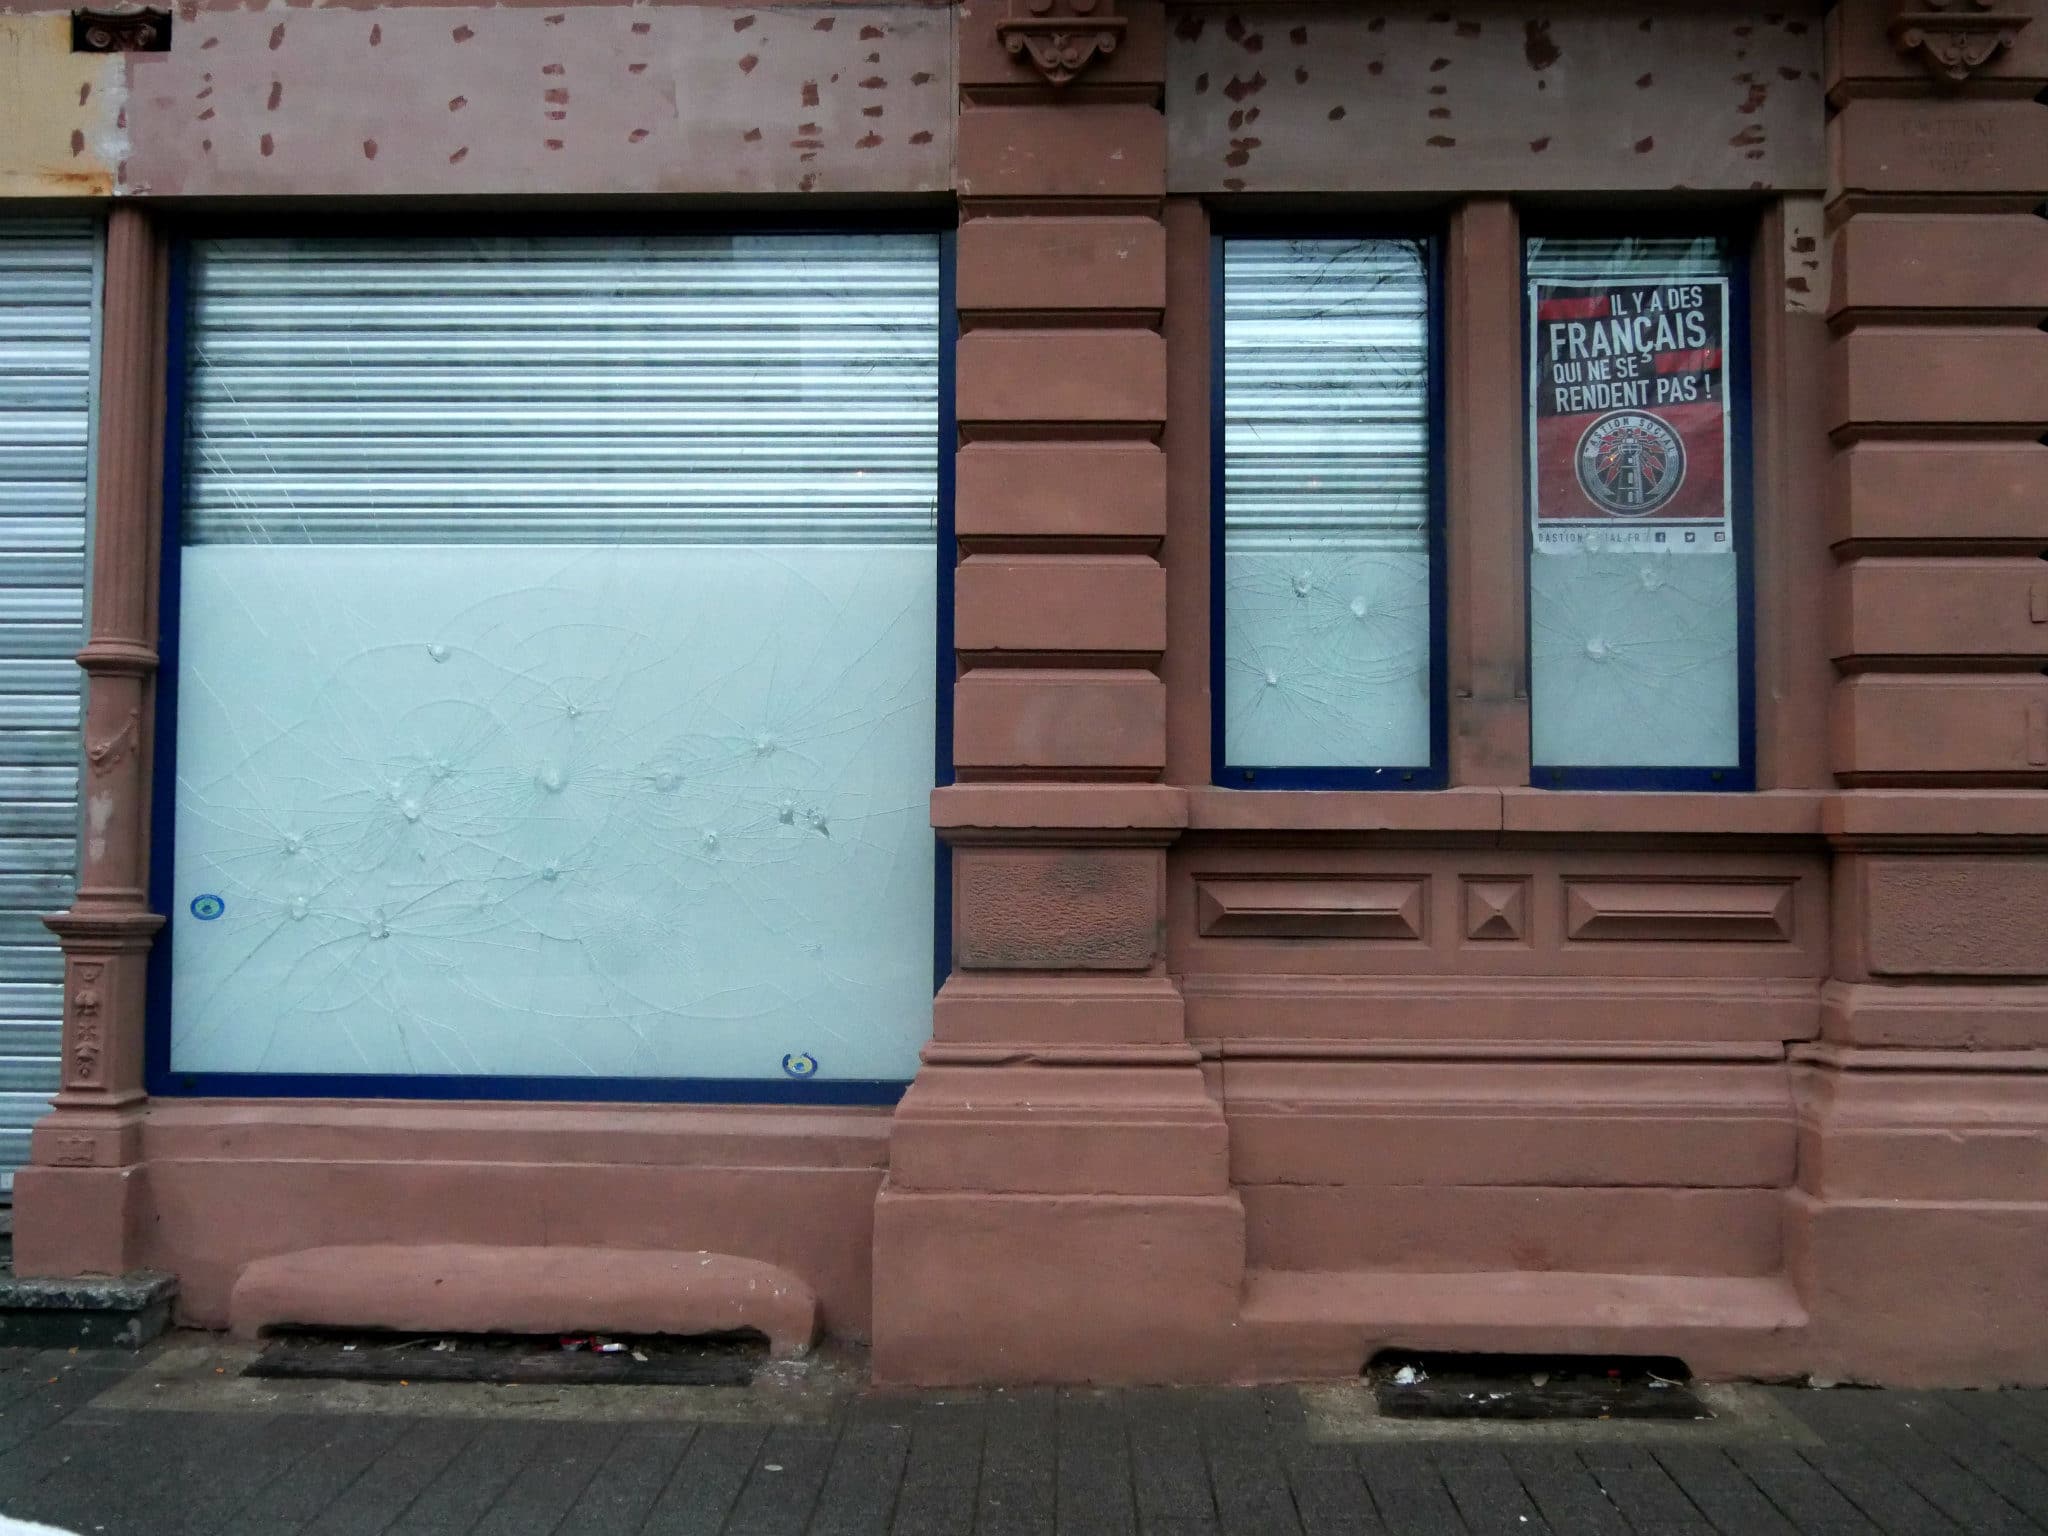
(121, 5, 950, 198)
(1782, 194, 1826, 314)
(0, 15, 126, 198)
(1167, 5, 1823, 195)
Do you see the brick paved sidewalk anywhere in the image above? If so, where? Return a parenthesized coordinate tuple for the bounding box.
(0, 1341, 2044, 1535)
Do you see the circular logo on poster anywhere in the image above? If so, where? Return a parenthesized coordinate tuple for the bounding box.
(1574, 409, 1687, 516)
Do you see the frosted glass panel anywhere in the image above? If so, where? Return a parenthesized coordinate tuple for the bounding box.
(1526, 237, 1741, 772)
(168, 235, 939, 1083)
(1221, 238, 1434, 771)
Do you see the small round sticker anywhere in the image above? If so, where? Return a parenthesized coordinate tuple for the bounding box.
(781, 1052, 818, 1079)
(189, 893, 226, 921)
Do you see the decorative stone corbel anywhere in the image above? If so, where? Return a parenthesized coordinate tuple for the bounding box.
(997, 0, 1126, 85)
(1889, 0, 2029, 86)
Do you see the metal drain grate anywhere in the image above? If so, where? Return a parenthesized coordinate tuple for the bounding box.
(245, 1330, 765, 1387)
(1370, 1353, 1711, 1421)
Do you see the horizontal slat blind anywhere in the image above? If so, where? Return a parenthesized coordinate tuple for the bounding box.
(0, 222, 95, 1188)
(1221, 238, 1429, 553)
(1219, 237, 1436, 773)
(184, 235, 940, 545)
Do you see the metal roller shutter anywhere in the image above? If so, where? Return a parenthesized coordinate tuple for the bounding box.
(183, 235, 939, 546)
(0, 223, 97, 1190)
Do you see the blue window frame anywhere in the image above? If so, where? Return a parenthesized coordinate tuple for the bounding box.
(1210, 227, 1449, 790)
(1522, 226, 1756, 791)
(145, 220, 954, 1106)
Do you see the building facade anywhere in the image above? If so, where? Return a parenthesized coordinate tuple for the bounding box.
(3, 0, 2045, 1387)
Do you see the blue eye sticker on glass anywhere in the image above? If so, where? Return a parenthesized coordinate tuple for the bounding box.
(189, 893, 226, 921)
(781, 1052, 818, 1079)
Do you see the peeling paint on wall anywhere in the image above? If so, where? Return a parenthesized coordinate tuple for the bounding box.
(0, 15, 126, 197)
(1167, 6, 1824, 194)
(3, 5, 949, 200)
(1782, 195, 1826, 313)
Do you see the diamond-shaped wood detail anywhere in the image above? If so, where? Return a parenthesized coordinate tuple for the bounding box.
(1463, 879, 1528, 942)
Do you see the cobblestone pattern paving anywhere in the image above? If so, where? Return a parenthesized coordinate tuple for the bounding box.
(0, 1347, 2044, 1535)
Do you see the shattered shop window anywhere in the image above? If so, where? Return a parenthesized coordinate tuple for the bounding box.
(1525, 235, 1752, 788)
(164, 233, 941, 1090)
(1216, 236, 1444, 788)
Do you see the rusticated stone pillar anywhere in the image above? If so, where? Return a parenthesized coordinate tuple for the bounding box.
(1796, 0, 2048, 1384)
(14, 207, 168, 1277)
(871, 0, 1244, 1385)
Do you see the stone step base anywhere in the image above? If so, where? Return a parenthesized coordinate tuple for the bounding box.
(0, 1267, 177, 1349)
(1238, 1268, 1809, 1383)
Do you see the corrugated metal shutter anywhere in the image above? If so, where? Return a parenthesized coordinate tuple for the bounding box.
(0, 223, 96, 1191)
(184, 235, 939, 546)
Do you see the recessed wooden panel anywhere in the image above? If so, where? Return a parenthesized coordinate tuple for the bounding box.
(1196, 878, 1427, 941)
(1563, 881, 1796, 944)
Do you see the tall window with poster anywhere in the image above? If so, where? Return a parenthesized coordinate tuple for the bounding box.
(1524, 235, 1752, 789)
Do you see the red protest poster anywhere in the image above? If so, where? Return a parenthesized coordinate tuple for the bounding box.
(1527, 277, 1731, 554)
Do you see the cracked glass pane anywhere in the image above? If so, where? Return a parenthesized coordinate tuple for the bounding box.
(1526, 236, 1741, 771)
(1221, 238, 1433, 771)
(168, 234, 939, 1083)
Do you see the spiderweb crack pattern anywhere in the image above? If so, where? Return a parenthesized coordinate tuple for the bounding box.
(172, 545, 937, 1080)
(1222, 236, 1434, 768)
(167, 233, 940, 1083)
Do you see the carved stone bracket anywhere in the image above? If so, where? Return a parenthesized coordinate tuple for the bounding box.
(997, 0, 1126, 85)
(1890, 0, 2029, 86)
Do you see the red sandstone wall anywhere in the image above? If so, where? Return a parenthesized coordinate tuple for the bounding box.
(8, 0, 2047, 1388)
(1801, 0, 2048, 1378)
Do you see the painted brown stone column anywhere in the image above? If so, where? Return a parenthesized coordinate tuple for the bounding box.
(1795, 0, 2048, 1384)
(870, 0, 1244, 1385)
(15, 206, 168, 1278)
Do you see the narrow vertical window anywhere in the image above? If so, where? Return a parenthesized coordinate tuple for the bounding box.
(1216, 236, 1444, 787)
(1524, 234, 1752, 787)
(162, 233, 942, 1094)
